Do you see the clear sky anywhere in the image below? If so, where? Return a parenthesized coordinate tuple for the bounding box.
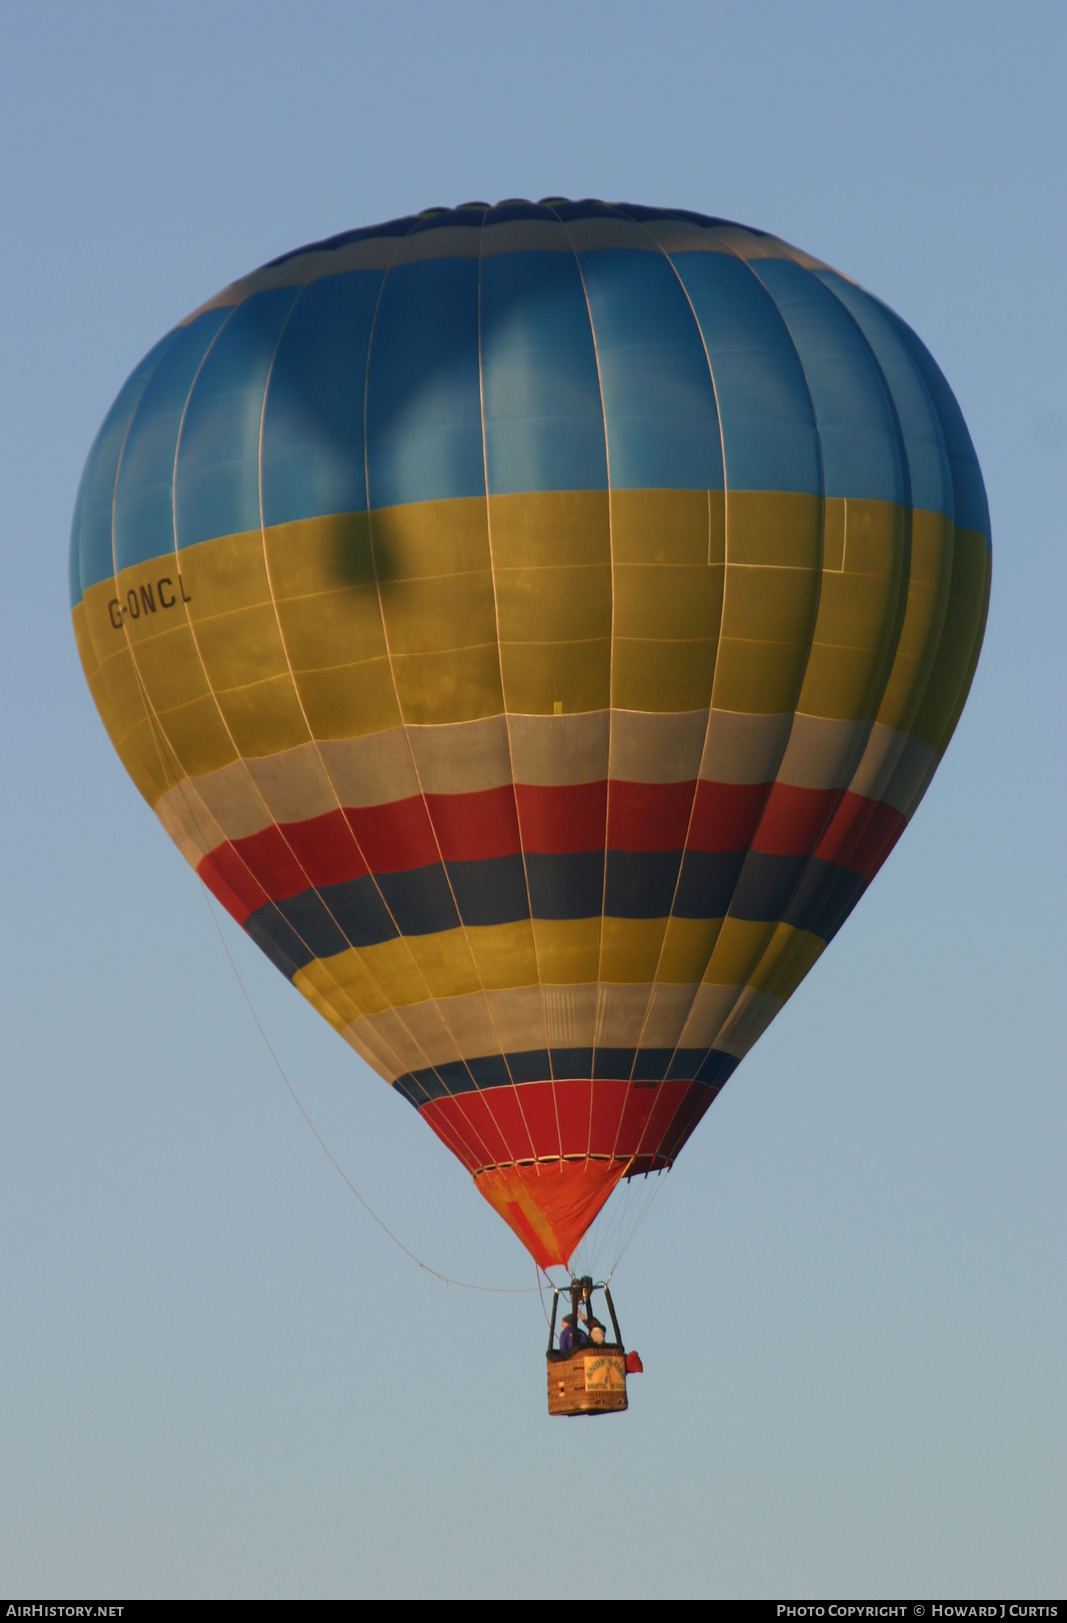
(2, 0, 1064, 1600)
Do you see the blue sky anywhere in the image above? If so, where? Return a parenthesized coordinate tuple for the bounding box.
(2, 0, 1064, 1598)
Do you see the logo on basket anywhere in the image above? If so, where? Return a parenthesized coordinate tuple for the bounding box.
(584, 1355, 625, 1391)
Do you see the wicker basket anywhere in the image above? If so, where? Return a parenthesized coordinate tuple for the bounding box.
(546, 1347, 628, 1416)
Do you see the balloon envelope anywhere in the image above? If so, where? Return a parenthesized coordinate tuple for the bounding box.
(70, 201, 990, 1268)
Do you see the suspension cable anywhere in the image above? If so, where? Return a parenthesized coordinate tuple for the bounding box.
(201, 883, 538, 1294)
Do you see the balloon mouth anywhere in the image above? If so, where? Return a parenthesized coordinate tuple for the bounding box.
(474, 1158, 633, 1270)
(415, 1075, 720, 1266)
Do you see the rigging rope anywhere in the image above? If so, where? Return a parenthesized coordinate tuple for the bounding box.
(201, 882, 538, 1295)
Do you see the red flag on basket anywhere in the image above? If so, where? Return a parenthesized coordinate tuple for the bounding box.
(625, 1351, 644, 1374)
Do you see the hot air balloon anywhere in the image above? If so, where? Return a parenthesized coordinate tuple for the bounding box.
(70, 200, 990, 1281)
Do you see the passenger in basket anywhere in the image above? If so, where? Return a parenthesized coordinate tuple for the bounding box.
(558, 1313, 589, 1354)
(588, 1319, 606, 1345)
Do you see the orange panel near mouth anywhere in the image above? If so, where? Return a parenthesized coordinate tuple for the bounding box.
(474, 1158, 627, 1270)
